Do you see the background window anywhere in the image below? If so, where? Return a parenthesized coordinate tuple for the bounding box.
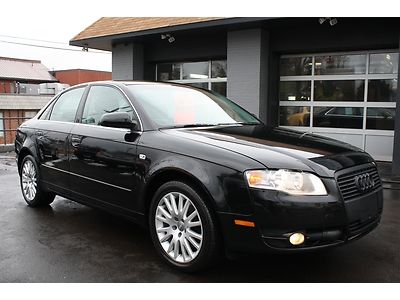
(279, 81, 311, 101)
(313, 107, 363, 129)
(82, 86, 135, 125)
(157, 63, 181, 81)
(368, 79, 397, 102)
(314, 80, 364, 101)
(280, 57, 312, 76)
(0, 112, 4, 137)
(156, 60, 227, 96)
(211, 60, 227, 78)
(211, 82, 227, 96)
(182, 62, 209, 80)
(314, 54, 366, 75)
(50, 87, 85, 122)
(369, 53, 398, 74)
(366, 108, 395, 130)
(280, 106, 310, 126)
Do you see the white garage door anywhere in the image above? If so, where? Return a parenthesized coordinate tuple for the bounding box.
(279, 50, 398, 161)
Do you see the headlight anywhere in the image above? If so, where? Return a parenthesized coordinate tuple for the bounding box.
(245, 169, 327, 196)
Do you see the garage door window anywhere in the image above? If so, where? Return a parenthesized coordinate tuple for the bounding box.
(279, 50, 398, 160)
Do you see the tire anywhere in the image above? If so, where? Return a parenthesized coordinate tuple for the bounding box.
(149, 181, 221, 272)
(19, 155, 55, 207)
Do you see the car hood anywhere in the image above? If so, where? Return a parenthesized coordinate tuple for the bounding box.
(162, 125, 374, 177)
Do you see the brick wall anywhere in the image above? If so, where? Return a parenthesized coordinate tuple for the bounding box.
(0, 80, 16, 93)
(0, 110, 36, 145)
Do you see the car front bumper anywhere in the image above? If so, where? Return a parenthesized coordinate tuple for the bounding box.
(218, 173, 383, 253)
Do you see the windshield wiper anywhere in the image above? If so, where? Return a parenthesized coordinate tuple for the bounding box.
(215, 122, 260, 126)
(160, 124, 216, 129)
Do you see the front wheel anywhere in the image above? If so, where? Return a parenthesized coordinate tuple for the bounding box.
(20, 155, 55, 207)
(149, 181, 221, 272)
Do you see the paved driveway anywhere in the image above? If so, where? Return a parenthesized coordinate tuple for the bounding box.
(0, 155, 399, 282)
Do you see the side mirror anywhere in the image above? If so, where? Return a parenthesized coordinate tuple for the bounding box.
(99, 112, 138, 131)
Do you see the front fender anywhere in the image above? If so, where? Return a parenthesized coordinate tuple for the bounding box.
(137, 149, 254, 215)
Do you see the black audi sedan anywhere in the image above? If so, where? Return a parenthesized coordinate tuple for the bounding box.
(15, 81, 383, 272)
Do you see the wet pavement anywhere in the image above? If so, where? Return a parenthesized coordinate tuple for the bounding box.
(0, 154, 399, 282)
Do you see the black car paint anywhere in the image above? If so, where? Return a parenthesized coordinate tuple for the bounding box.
(15, 81, 383, 254)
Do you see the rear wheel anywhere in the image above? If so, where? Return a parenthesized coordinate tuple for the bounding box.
(149, 181, 221, 272)
(20, 155, 55, 207)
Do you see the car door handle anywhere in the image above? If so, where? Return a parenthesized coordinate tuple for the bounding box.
(71, 135, 82, 148)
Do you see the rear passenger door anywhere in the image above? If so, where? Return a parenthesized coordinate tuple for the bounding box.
(36, 86, 86, 193)
(68, 85, 141, 211)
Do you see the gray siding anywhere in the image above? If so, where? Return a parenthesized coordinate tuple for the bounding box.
(227, 29, 264, 116)
(112, 43, 133, 80)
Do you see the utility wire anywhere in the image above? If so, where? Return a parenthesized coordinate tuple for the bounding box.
(0, 34, 67, 45)
(0, 39, 110, 54)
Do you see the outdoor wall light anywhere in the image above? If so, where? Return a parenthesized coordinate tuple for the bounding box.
(318, 17, 338, 26)
(161, 34, 175, 43)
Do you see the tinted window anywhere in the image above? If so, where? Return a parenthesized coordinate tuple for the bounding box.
(49, 87, 85, 122)
(279, 81, 311, 101)
(82, 86, 135, 125)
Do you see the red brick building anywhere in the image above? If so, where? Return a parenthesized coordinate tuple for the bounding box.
(53, 69, 111, 86)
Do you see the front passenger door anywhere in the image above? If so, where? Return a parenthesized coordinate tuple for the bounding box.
(69, 85, 141, 211)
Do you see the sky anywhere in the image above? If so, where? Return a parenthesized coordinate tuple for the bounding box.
(0, 0, 396, 73)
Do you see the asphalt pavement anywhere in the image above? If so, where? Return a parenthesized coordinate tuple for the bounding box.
(0, 153, 399, 282)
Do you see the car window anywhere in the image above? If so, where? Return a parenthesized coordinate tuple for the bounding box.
(128, 84, 260, 128)
(81, 86, 136, 125)
(49, 87, 85, 122)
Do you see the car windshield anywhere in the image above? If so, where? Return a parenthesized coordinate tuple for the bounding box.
(128, 84, 261, 128)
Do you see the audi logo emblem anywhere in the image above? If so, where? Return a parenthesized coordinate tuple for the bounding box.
(354, 173, 375, 192)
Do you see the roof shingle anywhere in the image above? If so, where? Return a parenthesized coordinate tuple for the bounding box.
(71, 17, 223, 41)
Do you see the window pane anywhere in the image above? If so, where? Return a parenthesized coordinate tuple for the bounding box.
(315, 54, 366, 75)
(0, 111, 3, 137)
(313, 106, 363, 129)
(50, 87, 85, 122)
(368, 79, 397, 102)
(280, 106, 310, 126)
(157, 63, 181, 81)
(211, 60, 227, 78)
(182, 62, 209, 80)
(280, 57, 312, 76)
(366, 108, 395, 130)
(369, 53, 399, 74)
(24, 111, 37, 118)
(279, 81, 311, 101)
(82, 86, 134, 125)
(185, 82, 208, 89)
(211, 82, 227, 96)
(314, 80, 364, 101)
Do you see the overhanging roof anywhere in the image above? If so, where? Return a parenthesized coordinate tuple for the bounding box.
(70, 17, 273, 51)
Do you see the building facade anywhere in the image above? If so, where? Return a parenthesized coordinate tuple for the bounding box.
(70, 17, 400, 173)
(52, 69, 111, 86)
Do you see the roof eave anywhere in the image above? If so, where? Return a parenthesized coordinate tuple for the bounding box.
(69, 17, 277, 51)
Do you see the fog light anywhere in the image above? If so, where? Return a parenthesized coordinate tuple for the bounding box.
(289, 232, 305, 245)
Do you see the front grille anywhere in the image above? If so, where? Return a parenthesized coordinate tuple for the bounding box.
(337, 165, 381, 201)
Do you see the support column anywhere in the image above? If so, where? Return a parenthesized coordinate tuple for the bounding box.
(392, 38, 400, 174)
(112, 42, 144, 80)
(227, 29, 270, 123)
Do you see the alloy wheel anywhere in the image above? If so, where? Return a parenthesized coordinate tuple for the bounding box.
(155, 192, 203, 263)
(21, 160, 37, 201)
